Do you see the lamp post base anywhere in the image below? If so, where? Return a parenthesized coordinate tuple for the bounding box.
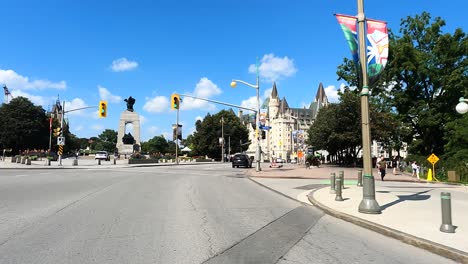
(358, 175, 381, 214)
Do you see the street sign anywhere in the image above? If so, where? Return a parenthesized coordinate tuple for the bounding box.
(427, 153, 439, 165)
(57, 136, 66, 146)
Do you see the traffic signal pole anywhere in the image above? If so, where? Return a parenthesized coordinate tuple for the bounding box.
(59, 101, 65, 166)
(176, 106, 179, 165)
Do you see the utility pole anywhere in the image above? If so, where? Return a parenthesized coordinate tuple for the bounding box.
(221, 117, 224, 162)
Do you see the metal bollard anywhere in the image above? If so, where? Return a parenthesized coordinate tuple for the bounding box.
(73, 159, 78, 166)
(339, 171, 345, 189)
(113, 159, 116, 165)
(440, 192, 455, 233)
(357, 170, 363, 187)
(330, 173, 336, 194)
(98, 159, 101, 165)
(335, 177, 344, 201)
(26, 158, 31, 165)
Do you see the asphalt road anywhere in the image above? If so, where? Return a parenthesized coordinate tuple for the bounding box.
(0, 164, 454, 263)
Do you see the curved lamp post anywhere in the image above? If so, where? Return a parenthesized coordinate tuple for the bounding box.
(231, 77, 261, 172)
(456, 97, 468, 114)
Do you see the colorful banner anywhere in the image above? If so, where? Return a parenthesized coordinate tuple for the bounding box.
(366, 19, 389, 86)
(335, 14, 359, 65)
(336, 14, 389, 87)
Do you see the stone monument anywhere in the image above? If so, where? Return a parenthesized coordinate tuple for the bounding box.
(116, 96, 141, 154)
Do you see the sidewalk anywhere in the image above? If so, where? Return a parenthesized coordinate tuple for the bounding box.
(248, 163, 468, 263)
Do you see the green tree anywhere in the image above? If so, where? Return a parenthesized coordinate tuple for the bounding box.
(0, 97, 49, 154)
(141, 135, 170, 154)
(307, 88, 398, 164)
(192, 110, 249, 160)
(95, 129, 118, 152)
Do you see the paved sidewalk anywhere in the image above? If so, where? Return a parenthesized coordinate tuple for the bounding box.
(248, 163, 468, 263)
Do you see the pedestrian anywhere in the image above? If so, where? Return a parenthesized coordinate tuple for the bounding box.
(416, 164, 420, 180)
(411, 161, 418, 178)
(378, 158, 387, 181)
(376, 155, 383, 177)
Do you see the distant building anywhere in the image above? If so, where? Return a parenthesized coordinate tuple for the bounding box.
(242, 82, 329, 161)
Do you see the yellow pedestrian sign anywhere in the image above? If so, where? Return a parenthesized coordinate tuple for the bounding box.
(427, 153, 440, 182)
(427, 153, 439, 165)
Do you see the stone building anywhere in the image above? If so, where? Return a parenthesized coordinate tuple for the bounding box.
(243, 82, 329, 161)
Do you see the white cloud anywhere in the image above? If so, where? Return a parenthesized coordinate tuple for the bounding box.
(75, 125, 84, 132)
(162, 131, 171, 140)
(139, 115, 147, 125)
(195, 116, 203, 121)
(240, 96, 258, 112)
(65, 98, 88, 115)
(9, 90, 51, 107)
(0, 69, 66, 90)
(110, 57, 138, 72)
(181, 77, 221, 111)
(98, 85, 122, 103)
(324, 85, 340, 103)
(143, 96, 170, 113)
(248, 54, 297, 82)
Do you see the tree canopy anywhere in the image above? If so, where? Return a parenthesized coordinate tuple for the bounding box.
(0, 97, 49, 154)
(335, 12, 467, 172)
(191, 110, 249, 160)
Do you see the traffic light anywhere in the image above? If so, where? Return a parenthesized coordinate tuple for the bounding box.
(171, 94, 180, 110)
(53, 128, 62, 137)
(99, 101, 107, 118)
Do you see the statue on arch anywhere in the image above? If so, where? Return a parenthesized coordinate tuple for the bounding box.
(124, 96, 136, 112)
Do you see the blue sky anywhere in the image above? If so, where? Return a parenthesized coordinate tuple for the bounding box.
(1, 0, 466, 141)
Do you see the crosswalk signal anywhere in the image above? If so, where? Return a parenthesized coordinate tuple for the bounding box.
(99, 101, 107, 118)
(53, 127, 62, 137)
(171, 94, 180, 110)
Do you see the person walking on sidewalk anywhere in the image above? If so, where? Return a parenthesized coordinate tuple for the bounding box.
(378, 158, 387, 181)
(412, 161, 418, 178)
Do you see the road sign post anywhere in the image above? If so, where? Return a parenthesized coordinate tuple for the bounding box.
(427, 153, 440, 181)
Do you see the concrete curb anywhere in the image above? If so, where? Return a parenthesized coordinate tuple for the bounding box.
(0, 162, 220, 170)
(307, 187, 468, 264)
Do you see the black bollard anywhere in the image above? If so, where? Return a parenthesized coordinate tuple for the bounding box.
(98, 159, 101, 165)
(357, 170, 363, 187)
(335, 177, 344, 201)
(113, 158, 116, 165)
(440, 192, 456, 233)
(330, 173, 336, 194)
(73, 159, 78, 166)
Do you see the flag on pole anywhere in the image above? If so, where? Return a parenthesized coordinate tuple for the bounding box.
(366, 19, 389, 87)
(335, 14, 359, 65)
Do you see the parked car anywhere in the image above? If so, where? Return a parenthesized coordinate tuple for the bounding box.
(232, 154, 252, 168)
(95, 151, 110, 161)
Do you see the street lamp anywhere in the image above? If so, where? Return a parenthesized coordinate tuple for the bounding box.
(356, 0, 381, 214)
(456, 97, 468, 114)
(231, 74, 261, 172)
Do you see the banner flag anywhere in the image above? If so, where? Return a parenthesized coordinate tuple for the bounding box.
(335, 14, 359, 65)
(366, 19, 389, 86)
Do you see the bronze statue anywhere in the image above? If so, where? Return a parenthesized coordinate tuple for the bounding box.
(122, 133, 135, 144)
(124, 96, 136, 112)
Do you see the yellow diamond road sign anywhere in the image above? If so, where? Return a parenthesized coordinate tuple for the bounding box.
(427, 153, 439, 165)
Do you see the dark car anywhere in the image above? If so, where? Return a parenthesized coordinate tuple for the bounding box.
(232, 154, 252, 168)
